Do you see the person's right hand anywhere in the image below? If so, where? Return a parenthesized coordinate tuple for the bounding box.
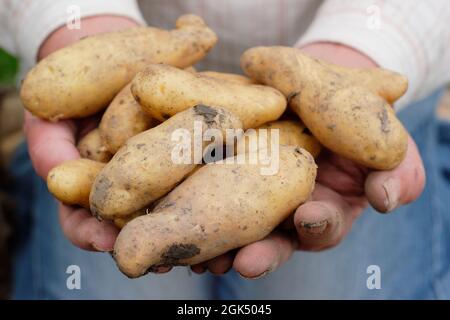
(23, 15, 140, 251)
(24, 110, 119, 251)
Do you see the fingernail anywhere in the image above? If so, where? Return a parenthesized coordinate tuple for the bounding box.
(299, 219, 328, 235)
(238, 262, 277, 280)
(191, 264, 208, 274)
(92, 241, 114, 252)
(382, 178, 400, 212)
(155, 266, 172, 273)
(238, 270, 269, 280)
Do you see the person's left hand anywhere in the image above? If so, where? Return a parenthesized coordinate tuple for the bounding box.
(188, 43, 426, 278)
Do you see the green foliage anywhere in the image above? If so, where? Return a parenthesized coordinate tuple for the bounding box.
(0, 48, 19, 86)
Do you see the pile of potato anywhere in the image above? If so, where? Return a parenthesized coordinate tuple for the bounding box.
(20, 15, 408, 278)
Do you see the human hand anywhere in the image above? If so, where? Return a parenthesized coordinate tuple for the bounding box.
(25, 16, 139, 251)
(190, 43, 426, 278)
(24, 111, 119, 251)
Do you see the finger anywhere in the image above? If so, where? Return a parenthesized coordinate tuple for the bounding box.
(294, 184, 364, 251)
(58, 202, 119, 252)
(190, 264, 207, 274)
(24, 111, 79, 178)
(153, 266, 173, 274)
(205, 252, 234, 275)
(233, 231, 297, 279)
(365, 136, 425, 213)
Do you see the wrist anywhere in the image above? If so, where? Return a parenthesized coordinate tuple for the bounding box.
(38, 15, 141, 60)
(298, 42, 378, 69)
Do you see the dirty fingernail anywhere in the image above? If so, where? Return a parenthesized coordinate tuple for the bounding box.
(382, 178, 400, 212)
(299, 219, 328, 235)
(238, 269, 270, 280)
(238, 261, 277, 280)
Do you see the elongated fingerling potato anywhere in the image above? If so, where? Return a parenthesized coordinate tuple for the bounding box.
(241, 46, 408, 170)
(113, 146, 316, 278)
(90, 105, 243, 220)
(197, 71, 257, 85)
(47, 159, 105, 208)
(99, 84, 158, 154)
(131, 64, 286, 128)
(21, 15, 217, 121)
(77, 128, 112, 162)
(252, 119, 322, 158)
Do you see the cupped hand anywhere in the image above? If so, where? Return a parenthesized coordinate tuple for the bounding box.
(23, 16, 139, 252)
(189, 42, 426, 278)
(24, 110, 119, 251)
(191, 134, 425, 278)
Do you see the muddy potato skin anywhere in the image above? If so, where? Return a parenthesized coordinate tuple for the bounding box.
(241, 46, 409, 170)
(20, 15, 217, 121)
(256, 120, 322, 158)
(47, 159, 105, 208)
(197, 71, 257, 85)
(99, 84, 158, 154)
(77, 128, 112, 162)
(90, 105, 242, 220)
(131, 64, 286, 128)
(114, 146, 316, 278)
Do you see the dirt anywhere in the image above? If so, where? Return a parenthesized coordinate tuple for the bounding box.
(194, 104, 218, 124)
(160, 243, 201, 265)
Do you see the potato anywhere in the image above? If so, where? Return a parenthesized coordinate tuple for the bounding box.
(184, 66, 197, 73)
(197, 71, 257, 85)
(99, 84, 158, 154)
(241, 46, 409, 170)
(113, 209, 148, 229)
(90, 105, 243, 220)
(242, 119, 322, 158)
(77, 128, 112, 162)
(113, 145, 317, 278)
(131, 64, 286, 128)
(47, 159, 105, 208)
(21, 15, 217, 121)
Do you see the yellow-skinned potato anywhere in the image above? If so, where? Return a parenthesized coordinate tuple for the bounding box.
(90, 105, 243, 220)
(255, 120, 322, 158)
(197, 71, 257, 85)
(99, 84, 158, 154)
(113, 146, 317, 278)
(131, 64, 286, 128)
(241, 46, 409, 170)
(47, 159, 105, 208)
(47, 158, 141, 228)
(77, 128, 112, 162)
(21, 15, 217, 121)
(113, 209, 148, 229)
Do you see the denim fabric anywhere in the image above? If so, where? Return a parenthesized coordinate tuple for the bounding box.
(10, 89, 450, 299)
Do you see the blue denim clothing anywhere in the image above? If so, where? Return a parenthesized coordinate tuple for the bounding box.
(10, 89, 450, 299)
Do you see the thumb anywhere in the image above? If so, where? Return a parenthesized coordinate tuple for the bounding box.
(24, 111, 80, 179)
(365, 135, 425, 213)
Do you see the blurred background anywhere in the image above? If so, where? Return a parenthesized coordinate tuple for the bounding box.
(0, 46, 21, 299)
(0, 46, 449, 299)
